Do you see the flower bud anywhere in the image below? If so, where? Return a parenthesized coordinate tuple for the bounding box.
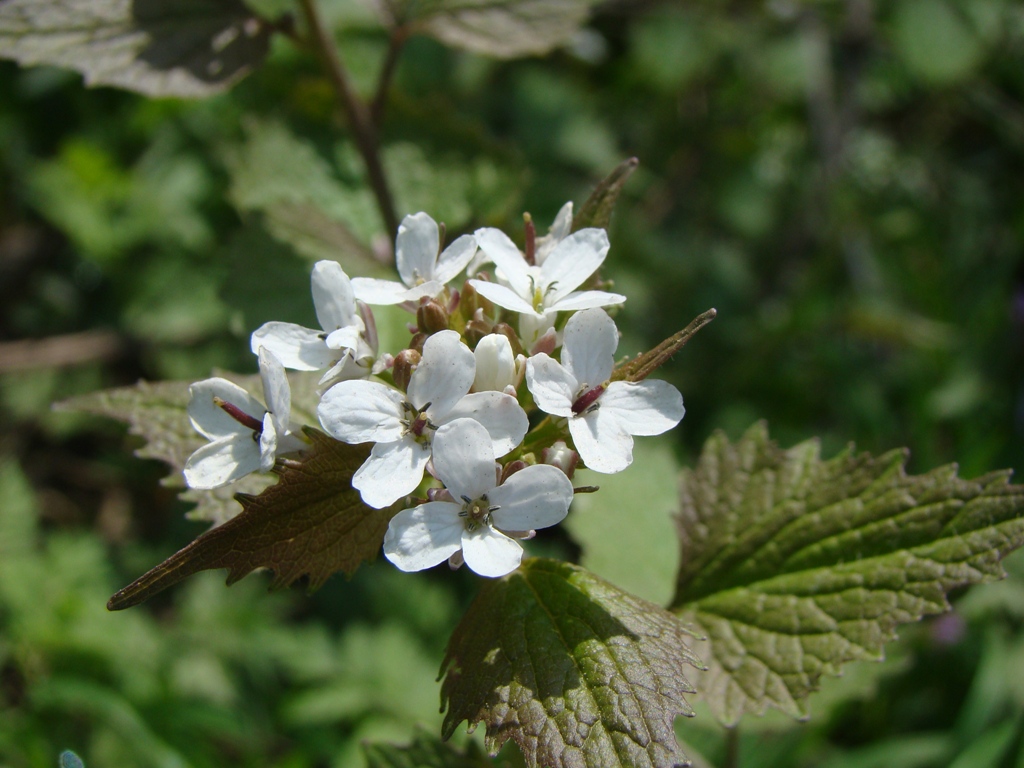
(408, 332, 427, 354)
(392, 348, 421, 391)
(492, 322, 524, 357)
(521, 312, 555, 352)
(531, 327, 558, 356)
(417, 299, 449, 335)
(500, 459, 529, 483)
(473, 334, 517, 392)
(543, 440, 579, 480)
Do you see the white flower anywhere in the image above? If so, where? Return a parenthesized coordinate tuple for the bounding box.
(184, 348, 304, 490)
(525, 308, 685, 473)
(250, 260, 376, 387)
(351, 212, 477, 305)
(467, 225, 625, 319)
(383, 418, 574, 577)
(317, 330, 528, 508)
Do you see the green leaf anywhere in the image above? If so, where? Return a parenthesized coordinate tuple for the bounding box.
(440, 558, 701, 768)
(672, 422, 1024, 726)
(389, 0, 602, 59)
(108, 429, 386, 609)
(363, 730, 497, 768)
(0, 0, 271, 98)
(573, 157, 638, 232)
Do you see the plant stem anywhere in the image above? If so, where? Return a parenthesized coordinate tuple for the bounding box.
(297, 0, 399, 240)
(371, 26, 410, 129)
(723, 726, 740, 768)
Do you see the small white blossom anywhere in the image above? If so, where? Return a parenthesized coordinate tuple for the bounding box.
(351, 212, 477, 306)
(250, 260, 376, 387)
(468, 225, 625, 319)
(383, 419, 574, 577)
(526, 308, 685, 473)
(317, 330, 528, 508)
(184, 348, 304, 490)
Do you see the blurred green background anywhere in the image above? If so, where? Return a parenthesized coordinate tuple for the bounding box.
(2, 0, 1024, 765)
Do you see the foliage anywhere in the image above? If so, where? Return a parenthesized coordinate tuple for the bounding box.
(2, 0, 1024, 766)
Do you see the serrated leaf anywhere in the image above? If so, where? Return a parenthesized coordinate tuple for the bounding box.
(56, 372, 322, 524)
(0, 0, 271, 98)
(108, 429, 386, 609)
(363, 730, 498, 768)
(672, 422, 1024, 726)
(573, 157, 638, 232)
(388, 0, 601, 59)
(440, 558, 701, 768)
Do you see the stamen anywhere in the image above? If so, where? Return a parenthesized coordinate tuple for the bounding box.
(213, 396, 264, 433)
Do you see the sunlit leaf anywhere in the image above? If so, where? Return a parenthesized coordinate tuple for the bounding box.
(363, 730, 497, 767)
(441, 558, 700, 768)
(108, 429, 386, 609)
(383, 0, 602, 59)
(0, 0, 272, 98)
(573, 157, 638, 232)
(672, 422, 1024, 726)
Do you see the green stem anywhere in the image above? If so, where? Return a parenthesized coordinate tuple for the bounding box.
(297, 0, 399, 240)
(723, 725, 740, 768)
(614, 308, 717, 382)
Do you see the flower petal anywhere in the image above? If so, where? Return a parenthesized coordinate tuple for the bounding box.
(259, 347, 291, 437)
(541, 228, 609, 302)
(188, 378, 264, 440)
(432, 419, 498, 500)
(258, 412, 278, 472)
(433, 234, 478, 286)
(408, 330, 475, 416)
(562, 308, 616, 387)
(353, 437, 431, 508)
(396, 212, 440, 287)
(489, 464, 573, 532)
(184, 434, 262, 489)
(250, 322, 335, 371)
(473, 227, 533, 299)
(461, 525, 524, 578)
(350, 277, 414, 306)
(318, 380, 405, 443)
(467, 279, 536, 316)
(383, 502, 465, 572)
(524, 355, 576, 418)
(534, 201, 573, 265)
(311, 260, 358, 332)
(443, 392, 528, 457)
(569, 407, 634, 474)
(601, 380, 685, 436)
(473, 334, 516, 392)
(324, 325, 362, 352)
(549, 289, 627, 313)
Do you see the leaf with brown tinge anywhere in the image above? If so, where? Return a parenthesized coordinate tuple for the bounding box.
(108, 429, 388, 610)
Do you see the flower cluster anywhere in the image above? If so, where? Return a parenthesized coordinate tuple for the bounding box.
(183, 205, 687, 578)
